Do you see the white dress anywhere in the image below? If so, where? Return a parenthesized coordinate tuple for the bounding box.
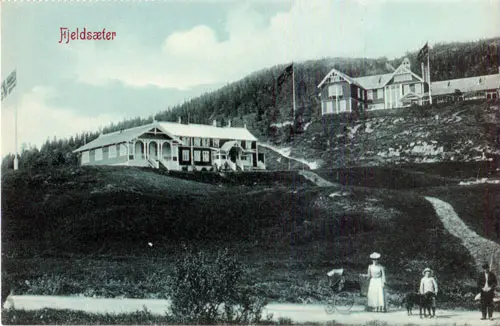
(367, 264, 386, 308)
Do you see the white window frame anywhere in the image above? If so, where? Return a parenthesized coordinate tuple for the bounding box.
(194, 150, 201, 162)
(213, 139, 220, 148)
(368, 90, 373, 100)
(203, 138, 209, 147)
(326, 101, 333, 114)
(202, 151, 210, 162)
(328, 84, 343, 97)
(357, 88, 361, 98)
(194, 138, 201, 147)
(377, 88, 383, 99)
(82, 151, 90, 163)
(108, 145, 117, 158)
(245, 141, 251, 149)
(339, 100, 347, 112)
(119, 144, 127, 156)
(182, 149, 190, 161)
(95, 148, 103, 161)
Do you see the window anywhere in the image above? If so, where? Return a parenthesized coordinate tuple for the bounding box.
(377, 88, 383, 99)
(221, 155, 226, 160)
(403, 85, 410, 95)
(82, 151, 89, 163)
(368, 90, 373, 100)
(203, 151, 210, 162)
(339, 100, 347, 112)
(203, 138, 209, 147)
(241, 155, 248, 161)
(119, 144, 127, 156)
(194, 138, 201, 146)
(213, 139, 220, 148)
(246, 141, 251, 149)
(357, 88, 361, 99)
(95, 148, 103, 161)
(194, 150, 201, 162)
(109, 145, 117, 158)
(326, 101, 333, 114)
(410, 84, 416, 93)
(328, 84, 343, 97)
(182, 150, 190, 161)
(415, 84, 422, 94)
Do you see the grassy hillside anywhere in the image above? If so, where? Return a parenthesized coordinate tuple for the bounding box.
(272, 100, 500, 170)
(2, 166, 479, 308)
(3, 38, 500, 173)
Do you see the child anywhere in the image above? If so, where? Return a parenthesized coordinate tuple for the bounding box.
(419, 267, 438, 317)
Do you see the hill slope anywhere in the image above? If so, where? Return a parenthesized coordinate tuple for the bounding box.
(2, 166, 478, 307)
(265, 100, 500, 170)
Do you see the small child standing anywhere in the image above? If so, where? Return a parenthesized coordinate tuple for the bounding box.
(419, 267, 438, 317)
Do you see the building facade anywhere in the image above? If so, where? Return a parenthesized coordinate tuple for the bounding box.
(73, 121, 266, 171)
(318, 58, 429, 114)
(431, 69, 500, 104)
(319, 59, 500, 115)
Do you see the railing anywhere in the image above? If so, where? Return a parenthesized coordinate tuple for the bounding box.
(227, 160, 236, 171)
(146, 157, 159, 169)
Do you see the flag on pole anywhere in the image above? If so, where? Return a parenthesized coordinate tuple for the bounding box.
(417, 42, 429, 62)
(277, 63, 293, 88)
(1, 70, 17, 101)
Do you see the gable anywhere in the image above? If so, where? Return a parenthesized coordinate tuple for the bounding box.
(137, 127, 173, 140)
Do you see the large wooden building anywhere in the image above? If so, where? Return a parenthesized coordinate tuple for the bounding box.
(318, 58, 428, 114)
(431, 69, 500, 103)
(73, 120, 266, 171)
(318, 58, 500, 116)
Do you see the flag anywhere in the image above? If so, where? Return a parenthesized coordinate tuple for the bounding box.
(277, 63, 293, 87)
(417, 42, 429, 62)
(1, 70, 17, 101)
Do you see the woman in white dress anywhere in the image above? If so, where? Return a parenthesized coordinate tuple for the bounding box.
(362, 252, 386, 312)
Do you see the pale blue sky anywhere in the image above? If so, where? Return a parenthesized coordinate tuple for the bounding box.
(1, 0, 499, 154)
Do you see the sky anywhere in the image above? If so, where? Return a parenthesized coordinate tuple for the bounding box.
(1, 0, 499, 155)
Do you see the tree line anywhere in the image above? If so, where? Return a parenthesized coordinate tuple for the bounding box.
(3, 37, 499, 172)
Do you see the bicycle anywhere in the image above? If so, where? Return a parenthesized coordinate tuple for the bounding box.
(322, 268, 356, 314)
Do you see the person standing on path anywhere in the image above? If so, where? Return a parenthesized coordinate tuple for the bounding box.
(419, 267, 438, 317)
(478, 263, 497, 320)
(361, 252, 386, 312)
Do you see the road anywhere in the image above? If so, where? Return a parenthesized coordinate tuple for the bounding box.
(4, 295, 499, 325)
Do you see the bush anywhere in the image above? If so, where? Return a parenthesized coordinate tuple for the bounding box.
(167, 246, 267, 324)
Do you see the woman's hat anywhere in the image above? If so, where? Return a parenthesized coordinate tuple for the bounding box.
(422, 267, 433, 275)
(369, 252, 381, 259)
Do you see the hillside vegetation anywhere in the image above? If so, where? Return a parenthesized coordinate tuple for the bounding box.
(2, 37, 500, 171)
(2, 166, 479, 307)
(280, 100, 500, 170)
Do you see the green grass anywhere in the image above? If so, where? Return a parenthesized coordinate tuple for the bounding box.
(0, 165, 480, 310)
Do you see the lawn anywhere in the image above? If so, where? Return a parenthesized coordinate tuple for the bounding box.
(0, 165, 481, 315)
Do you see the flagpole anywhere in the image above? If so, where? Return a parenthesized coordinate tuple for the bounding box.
(427, 43, 432, 105)
(421, 62, 425, 105)
(292, 62, 296, 119)
(14, 69, 19, 171)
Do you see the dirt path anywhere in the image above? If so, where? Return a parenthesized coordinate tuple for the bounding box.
(3, 296, 495, 325)
(298, 170, 336, 187)
(425, 197, 500, 272)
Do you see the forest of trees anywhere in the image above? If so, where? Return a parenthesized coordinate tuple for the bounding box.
(2, 37, 499, 172)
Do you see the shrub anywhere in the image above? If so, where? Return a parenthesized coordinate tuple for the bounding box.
(167, 246, 267, 324)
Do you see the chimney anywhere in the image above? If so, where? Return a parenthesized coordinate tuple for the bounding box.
(178, 117, 181, 124)
(227, 120, 231, 128)
(213, 120, 217, 127)
(244, 123, 247, 129)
